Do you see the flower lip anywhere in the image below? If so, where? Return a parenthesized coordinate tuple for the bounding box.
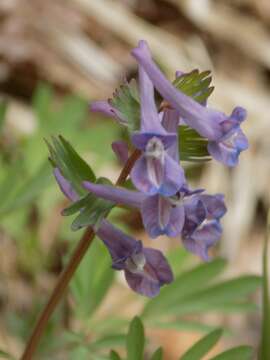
(111, 238, 143, 270)
(182, 193, 226, 260)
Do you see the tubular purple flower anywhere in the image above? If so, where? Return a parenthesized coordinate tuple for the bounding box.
(83, 181, 202, 239)
(141, 194, 185, 238)
(131, 66, 185, 196)
(131, 40, 248, 166)
(131, 65, 175, 150)
(182, 193, 227, 261)
(83, 181, 145, 208)
(90, 100, 127, 126)
(53, 168, 79, 202)
(131, 152, 185, 197)
(53, 168, 173, 297)
(161, 108, 180, 162)
(96, 220, 173, 297)
(207, 108, 249, 167)
(131, 41, 223, 140)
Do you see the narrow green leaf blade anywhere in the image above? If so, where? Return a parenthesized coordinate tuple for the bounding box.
(59, 136, 95, 182)
(126, 316, 145, 360)
(0, 161, 52, 216)
(142, 258, 226, 318)
(209, 346, 253, 360)
(88, 334, 126, 350)
(150, 347, 163, 360)
(172, 275, 261, 315)
(0, 349, 15, 360)
(169, 301, 258, 316)
(152, 320, 226, 335)
(62, 194, 94, 216)
(71, 238, 114, 317)
(0, 101, 7, 133)
(173, 70, 213, 162)
(32, 83, 54, 132)
(178, 126, 210, 162)
(173, 69, 214, 104)
(259, 210, 270, 360)
(180, 329, 223, 360)
(110, 350, 122, 360)
(110, 79, 140, 131)
(166, 247, 191, 275)
(71, 197, 114, 231)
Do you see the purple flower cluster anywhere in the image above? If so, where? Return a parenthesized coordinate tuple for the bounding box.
(54, 40, 248, 298)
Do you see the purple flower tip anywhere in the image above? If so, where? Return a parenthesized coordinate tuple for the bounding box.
(182, 193, 226, 261)
(131, 40, 249, 167)
(97, 220, 173, 297)
(53, 168, 79, 202)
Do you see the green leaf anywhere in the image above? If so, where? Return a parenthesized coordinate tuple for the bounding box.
(170, 301, 258, 317)
(88, 317, 128, 336)
(0, 160, 24, 213)
(209, 346, 253, 360)
(68, 346, 89, 360)
(259, 210, 270, 360)
(0, 101, 7, 134)
(150, 347, 163, 360)
(56, 96, 88, 135)
(110, 350, 122, 360)
(32, 83, 54, 132)
(0, 349, 15, 360)
(33, 83, 88, 136)
(178, 126, 210, 162)
(71, 196, 114, 231)
(71, 238, 114, 317)
(151, 320, 227, 335)
(70, 177, 114, 231)
(88, 334, 126, 350)
(170, 275, 261, 316)
(126, 316, 145, 360)
(47, 135, 95, 197)
(0, 161, 52, 217)
(180, 329, 223, 360)
(59, 136, 95, 183)
(173, 69, 214, 104)
(62, 194, 94, 216)
(166, 247, 191, 275)
(142, 258, 226, 318)
(173, 70, 213, 162)
(110, 79, 140, 131)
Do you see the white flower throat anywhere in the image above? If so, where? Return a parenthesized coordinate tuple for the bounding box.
(145, 137, 165, 160)
(145, 137, 165, 188)
(125, 252, 146, 274)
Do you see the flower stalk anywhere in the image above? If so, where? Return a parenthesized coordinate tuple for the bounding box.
(21, 149, 141, 360)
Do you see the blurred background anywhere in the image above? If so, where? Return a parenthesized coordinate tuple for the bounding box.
(0, 0, 269, 359)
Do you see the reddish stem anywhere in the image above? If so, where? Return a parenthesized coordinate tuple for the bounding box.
(21, 149, 141, 360)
